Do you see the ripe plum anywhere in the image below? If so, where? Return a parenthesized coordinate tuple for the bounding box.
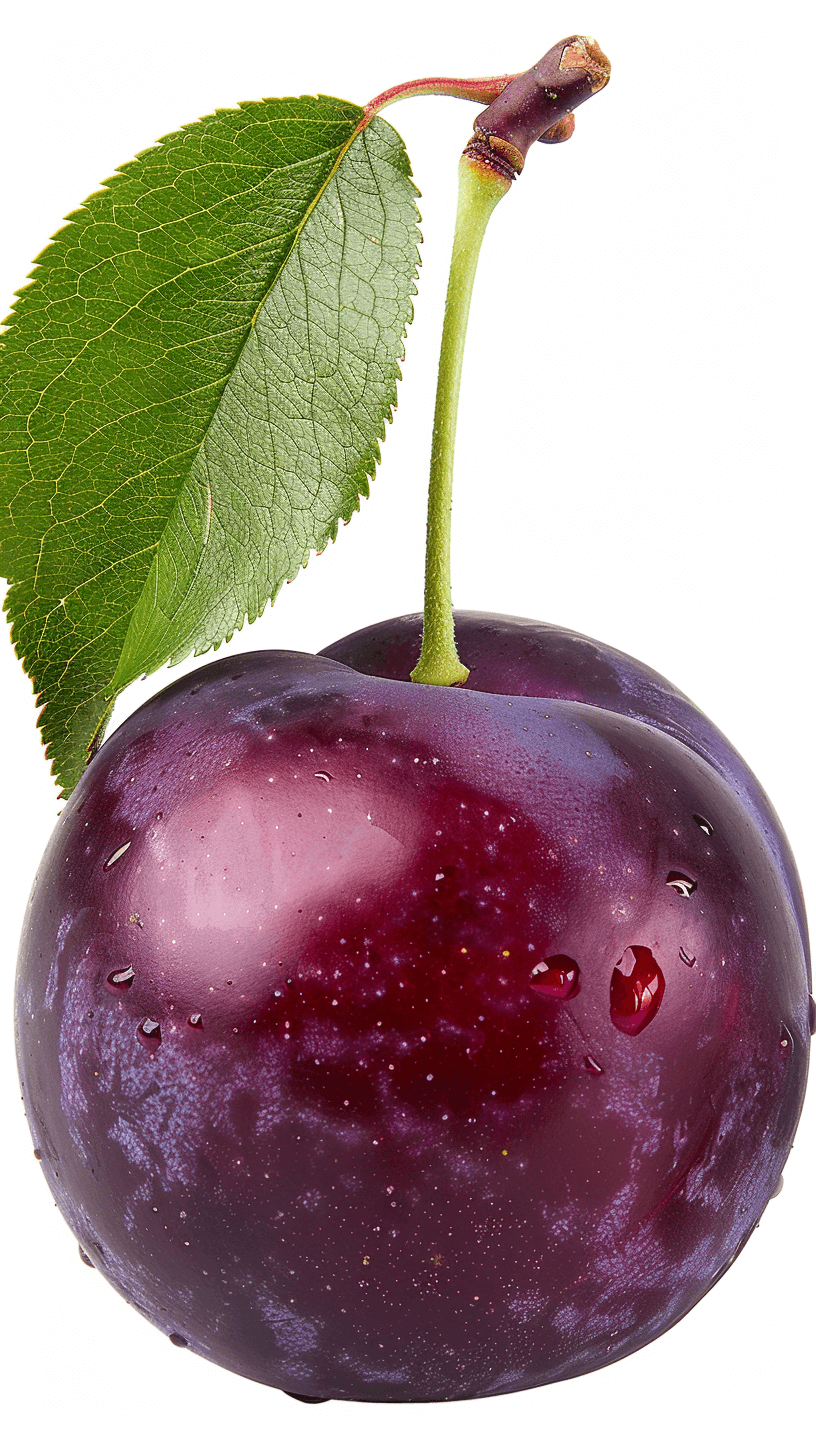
(15, 646, 810, 1400)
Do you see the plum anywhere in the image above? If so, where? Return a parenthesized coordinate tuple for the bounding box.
(15, 645, 810, 1401)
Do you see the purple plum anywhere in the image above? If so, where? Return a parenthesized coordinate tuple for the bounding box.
(15, 645, 810, 1401)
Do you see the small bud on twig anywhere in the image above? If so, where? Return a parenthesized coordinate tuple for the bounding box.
(465, 35, 610, 181)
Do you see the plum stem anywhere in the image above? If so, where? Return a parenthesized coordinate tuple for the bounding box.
(410, 157, 508, 686)
(410, 36, 610, 687)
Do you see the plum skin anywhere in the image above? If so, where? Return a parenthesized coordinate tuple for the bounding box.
(15, 639, 809, 1402)
(322, 610, 810, 978)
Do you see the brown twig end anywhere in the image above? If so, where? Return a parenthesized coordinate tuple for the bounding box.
(559, 37, 611, 95)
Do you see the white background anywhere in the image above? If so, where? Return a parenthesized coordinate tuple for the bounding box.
(1, 1, 813, 1451)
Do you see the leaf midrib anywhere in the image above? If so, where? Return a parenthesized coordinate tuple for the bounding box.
(17, 114, 365, 635)
(7, 133, 353, 459)
(104, 111, 369, 696)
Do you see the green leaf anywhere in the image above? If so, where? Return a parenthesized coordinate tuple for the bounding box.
(0, 96, 420, 795)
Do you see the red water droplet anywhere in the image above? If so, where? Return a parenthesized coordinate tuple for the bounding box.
(610, 946, 665, 1036)
(138, 1017, 161, 1044)
(666, 871, 697, 897)
(583, 1054, 604, 1076)
(693, 814, 713, 836)
(103, 840, 132, 871)
(530, 954, 580, 1000)
(809, 997, 816, 1036)
(188, 1012, 203, 1028)
(106, 966, 135, 989)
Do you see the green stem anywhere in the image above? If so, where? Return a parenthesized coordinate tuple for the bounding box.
(411, 156, 509, 686)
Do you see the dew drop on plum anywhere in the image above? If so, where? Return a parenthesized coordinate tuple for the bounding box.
(138, 1017, 161, 1044)
(313, 772, 333, 783)
(78, 1245, 94, 1267)
(169, 1333, 188, 1348)
(809, 996, 816, 1035)
(530, 954, 580, 999)
(610, 946, 665, 1035)
(666, 871, 697, 897)
(284, 1391, 330, 1404)
(106, 966, 134, 990)
(584, 1054, 604, 1075)
(188, 1012, 203, 1028)
(779, 1024, 794, 1056)
(693, 814, 713, 836)
(679, 947, 696, 967)
(103, 841, 132, 871)
(771, 1174, 784, 1198)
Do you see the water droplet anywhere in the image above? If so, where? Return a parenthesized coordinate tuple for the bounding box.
(771, 1174, 784, 1199)
(284, 1392, 329, 1404)
(584, 1054, 604, 1076)
(693, 814, 713, 836)
(809, 996, 816, 1035)
(78, 1245, 94, 1267)
(230, 672, 245, 681)
(169, 1332, 188, 1348)
(106, 966, 135, 989)
(530, 954, 581, 1000)
(779, 1023, 794, 1056)
(610, 945, 665, 1036)
(189, 685, 201, 696)
(33, 1148, 43, 1161)
(679, 947, 696, 967)
(666, 871, 697, 897)
(138, 1017, 161, 1044)
(103, 841, 132, 871)
(188, 1012, 203, 1028)
(314, 772, 333, 783)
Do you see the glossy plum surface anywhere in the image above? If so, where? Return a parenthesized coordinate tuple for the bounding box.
(322, 611, 810, 976)
(16, 648, 810, 1401)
